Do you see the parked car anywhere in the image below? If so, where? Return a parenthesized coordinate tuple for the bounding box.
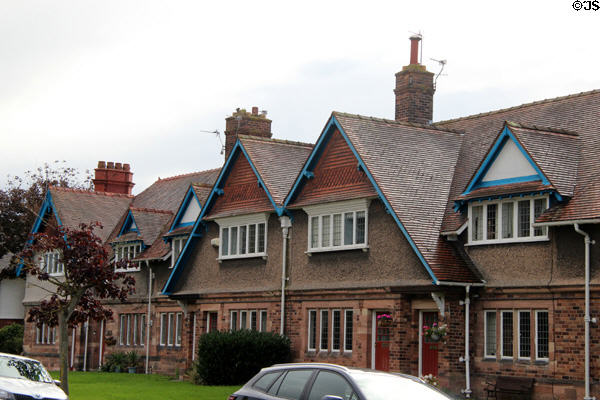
(228, 363, 455, 400)
(0, 352, 68, 400)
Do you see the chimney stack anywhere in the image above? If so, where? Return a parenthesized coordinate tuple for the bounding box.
(394, 35, 435, 125)
(93, 161, 135, 195)
(224, 106, 272, 159)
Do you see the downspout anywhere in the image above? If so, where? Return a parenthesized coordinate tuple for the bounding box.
(573, 224, 596, 400)
(70, 327, 75, 369)
(145, 260, 152, 375)
(98, 320, 104, 370)
(279, 216, 292, 336)
(83, 317, 89, 371)
(459, 285, 472, 398)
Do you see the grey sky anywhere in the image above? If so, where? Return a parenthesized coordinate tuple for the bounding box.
(1, 0, 599, 193)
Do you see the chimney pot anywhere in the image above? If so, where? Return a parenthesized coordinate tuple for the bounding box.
(252, 106, 259, 115)
(98, 161, 106, 168)
(93, 161, 134, 195)
(409, 35, 421, 65)
(123, 163, 130, 171)
(107, 161, 115, 169)
(224, 106, 273, 159)
(115, 162, 122, 170)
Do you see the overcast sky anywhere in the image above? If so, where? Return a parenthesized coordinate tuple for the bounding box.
(1, 0, 599, 194)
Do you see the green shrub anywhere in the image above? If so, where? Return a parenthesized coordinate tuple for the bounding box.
(196, 330, 291, 385)
(0, 323, 24, 354)
(101, 351, 128, 372)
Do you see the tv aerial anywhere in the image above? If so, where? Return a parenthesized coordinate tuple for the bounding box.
(430, 58, 447, 91)
(200, 129, 225, 155)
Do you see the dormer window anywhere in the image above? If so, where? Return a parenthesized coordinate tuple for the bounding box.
(216, 214, 268, 260)
(171, 237, 186, 268)
(468, 195, 548, 245)
(115, 242, 142, 271)
(304, 199, 369, 253)
(40, 250, 63, 276)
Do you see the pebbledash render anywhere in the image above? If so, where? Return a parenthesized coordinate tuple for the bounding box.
(22, 36, 599, 399)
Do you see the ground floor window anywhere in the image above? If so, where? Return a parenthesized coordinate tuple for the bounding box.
(119, 313, 146, 346)
(35, 323, 56, 345)
(206, 312, 217, 333)
(307, 308, 353, 353)
(160, 312, 183, 347)
(484, 308, 549, 361)
(229, 309, 268, 332)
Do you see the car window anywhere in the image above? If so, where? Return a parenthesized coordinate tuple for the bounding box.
(308, 371, 356, 400)
(274, 369, 314, 400)
(267, 371, 287, 396)
(0, 356, 53, 383)
(254, 371, 282, 392)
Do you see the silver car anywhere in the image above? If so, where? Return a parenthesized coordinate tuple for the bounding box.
(0, 352, 68, 400)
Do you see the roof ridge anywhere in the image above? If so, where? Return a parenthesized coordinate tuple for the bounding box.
(435, 89, 600, 125)
(238, 134, 314, 148)
(157, 167, 221, 182)
(130, 207, 173, 215)
(506, 120, 580, 137)
(332, 111, 465, 135)
(50, 186, 134, 198)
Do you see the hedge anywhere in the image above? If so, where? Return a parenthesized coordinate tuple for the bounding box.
(0, 323, 24, 354)
(196, 330, 291, 385)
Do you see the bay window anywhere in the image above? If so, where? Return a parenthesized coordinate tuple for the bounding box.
(216, 214, 268, 260)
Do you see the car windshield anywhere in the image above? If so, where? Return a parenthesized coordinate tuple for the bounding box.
(0, 355, 53, 383)
(349, 371, 454, 400)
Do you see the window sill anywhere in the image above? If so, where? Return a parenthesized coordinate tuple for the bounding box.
(115, 268, 141, 273)
(218, 254, 267, 263)
(306, 245, 369, 256)
(465, 237, 549, 246)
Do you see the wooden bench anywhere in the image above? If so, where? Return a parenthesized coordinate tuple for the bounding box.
(485, 376, 535, 400)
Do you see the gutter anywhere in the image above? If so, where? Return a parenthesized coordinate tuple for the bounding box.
(533, 218, 600, 227)
(573, 224, 597, 400)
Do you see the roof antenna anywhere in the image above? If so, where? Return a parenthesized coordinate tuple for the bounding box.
(200, 129, 225, 155)
(430, 58, 447, 92)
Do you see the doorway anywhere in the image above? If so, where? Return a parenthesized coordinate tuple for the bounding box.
(420, 311, 439, 376)
(373, 311, 391, 371)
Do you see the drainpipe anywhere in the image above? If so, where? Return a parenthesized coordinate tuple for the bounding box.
(459, 285, 472, 398)
(98, 320, 104, 369)
(145, 260, 153, 374)
(573, 224, 596, 400)
(70, 327, 75, 369)
(83, 317, 89, 371)
(279, 216, 292, 336)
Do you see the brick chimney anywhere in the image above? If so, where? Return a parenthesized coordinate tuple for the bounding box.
(394, 35, 435, 124)
(93, 161, 135, 195)
(224, 106, 272, 159)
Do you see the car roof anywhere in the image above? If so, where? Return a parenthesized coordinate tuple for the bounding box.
(266, 363, 421, 381)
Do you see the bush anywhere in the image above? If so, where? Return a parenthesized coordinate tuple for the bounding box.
(101, 351, 128, 372)
(0, 323, 24, 354)
(196, 330, 291, 385)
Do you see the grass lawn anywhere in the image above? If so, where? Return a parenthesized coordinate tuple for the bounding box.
(52, 371, 240, 400)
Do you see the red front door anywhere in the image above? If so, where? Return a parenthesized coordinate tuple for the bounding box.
(375, 312, 391, 371)
(422, 311, 439, 376)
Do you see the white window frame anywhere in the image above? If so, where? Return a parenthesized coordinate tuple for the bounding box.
(308, 309, 317, 352)
(250, 310, 258, 331)
(171, 236, 186, 268)
(304, 199, 370, 253)
(484, 310, 497, 359)
(331, 309, 341, 352)
(175, 313, 183, 347)
(40, 250, 64, 276)
(259, 310, 268, 332)
(216, 213, 269, 260)
(467, 195, 549, 245)
(167, 313, 174, 346)
(120, 315, 126, 345)
(160, 313, 167, 346)
(230, 311, 238, 331)
(535, 310, 549, 361)
(126, 314, 131, 345)
(319, 310, 329, 352)
(517, 310, 531, 360)
(114, 242, 142, 271)
(344, 310, 353, 353)
(500, 310, 513, 359)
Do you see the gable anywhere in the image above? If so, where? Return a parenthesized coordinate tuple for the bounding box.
(207, 151, 274, 219)
(290, 129, 377, 207)
(180, 197, 200, 224)
(118, 211, 139, 237)
(481, 139, 538, 184)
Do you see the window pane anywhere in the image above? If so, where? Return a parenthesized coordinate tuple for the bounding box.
(126, 314, 131, 345)
(308, 371, 353, 400)
(536, 311, 549, 359)
(258, 223, 266, 253)
(240, 311, 247, 330)
(250, 311, 257, 331)
(140, 315, 145, 345)
(120, 315, 126, 345)
(254, 371, 282, 392)
(167, 313, 174, 346)
(345, 310, 353, 351)
(222, 228, 229, 256)
(502, 202, 514, 238)
(133, 314, 138, 345)
(355, 211, 366, 244)
(231, 311, 238, 331)
(344, 213, 354, 245)
(321, 215, 331, 248)
(518, 200, 530, 237)
(502, 311, 513, 357)
(260, 310, 267, 332)
(320, 310, 329, 350)
(487, 204, 497, 240)
(472, 205, 483, 241)
(276, 370, 314, 400)
(230, 227, 238, 255)
(308, 310, 317, 350)
(333, 214, 342, 246)
(519, 311, 531, 358)
(534, 199, 547, 236)
(176, 313, 183, 346)
(485, 311, 496, 357)
(332, 310, 341, 351)
(248, 224, 256, 253)
(160, 314, 167, 345)
(240, 225, 247, 254)
(311, 216, 319, 248)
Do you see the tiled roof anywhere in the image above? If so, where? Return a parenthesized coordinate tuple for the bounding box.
(191, 183, 214, 205)
(455, 181, 554, 202)
(50, 187, 132, 242)
(239, 135, 313, 206)
(438, 89, 600, 229)
(133, 169, 220, 212)
(333, 112, 480, 283)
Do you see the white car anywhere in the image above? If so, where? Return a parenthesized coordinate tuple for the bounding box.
(0, 352, 68, 400)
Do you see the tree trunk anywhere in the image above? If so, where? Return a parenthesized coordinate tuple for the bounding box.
(58, 312, 70, 395)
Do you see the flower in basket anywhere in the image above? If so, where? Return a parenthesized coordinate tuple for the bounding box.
(420, 374, 439, 387)
(376, 314, 393, 321)
(422, 322, 447, 341)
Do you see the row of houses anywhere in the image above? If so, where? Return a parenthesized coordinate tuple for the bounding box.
(20, 37, 599, 399)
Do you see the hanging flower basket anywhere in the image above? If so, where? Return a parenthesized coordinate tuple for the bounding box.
(377, 314, 393, 327)
(105, 336, 117, 346)
(420, 374, 440, 387)
(423, 322, 447, 342)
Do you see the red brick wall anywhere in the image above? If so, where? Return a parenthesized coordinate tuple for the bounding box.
(394, 66, 434, 125)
